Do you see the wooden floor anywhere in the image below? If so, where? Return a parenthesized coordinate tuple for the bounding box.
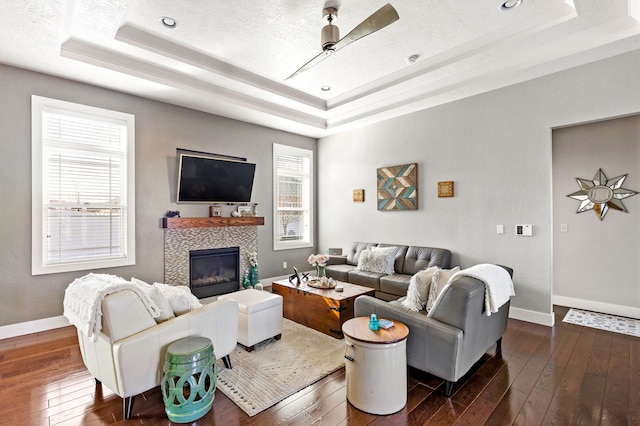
(0, 305, 638, 425)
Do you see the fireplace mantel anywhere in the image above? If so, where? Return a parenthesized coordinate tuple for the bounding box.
(162, 216, 264, 229)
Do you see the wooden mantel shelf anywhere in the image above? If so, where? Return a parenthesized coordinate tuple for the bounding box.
(162, 216, 265, 229)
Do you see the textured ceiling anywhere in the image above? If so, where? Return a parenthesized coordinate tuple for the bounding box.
(2, 0, 640, 137)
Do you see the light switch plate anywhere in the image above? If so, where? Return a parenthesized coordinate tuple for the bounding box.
(497, 224, 504, 234)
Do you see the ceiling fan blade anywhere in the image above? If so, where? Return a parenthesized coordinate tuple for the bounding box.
(285, 50, 332, 80)
(285, 3, 399, 80)
(332, 3, 399, 52)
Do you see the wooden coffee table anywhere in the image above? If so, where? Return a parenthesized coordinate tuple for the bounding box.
(271, 279, 375, 338)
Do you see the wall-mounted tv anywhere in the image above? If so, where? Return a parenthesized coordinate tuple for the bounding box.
(176, 152, 256, 203)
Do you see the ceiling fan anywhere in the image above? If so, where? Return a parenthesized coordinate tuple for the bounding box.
(286, 3, 399, 80)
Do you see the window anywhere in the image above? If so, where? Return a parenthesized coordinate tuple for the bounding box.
(31, 96, 135, 275)
(273, 144, 313, 250)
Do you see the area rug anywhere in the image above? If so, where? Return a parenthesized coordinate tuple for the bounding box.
(215, 319, 345, 417)
(562, 308, 640, 337)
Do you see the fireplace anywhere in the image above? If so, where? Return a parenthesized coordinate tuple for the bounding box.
(189, 247, 240, 298)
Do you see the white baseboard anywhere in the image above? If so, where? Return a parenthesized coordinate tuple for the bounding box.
(0, 315, 70, 340)
(553, 295, 640, 319)
(509, 306, 555, 327)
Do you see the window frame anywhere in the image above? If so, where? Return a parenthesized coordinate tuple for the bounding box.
(31, 95, 136, 275)
(272, 143, 314, 251)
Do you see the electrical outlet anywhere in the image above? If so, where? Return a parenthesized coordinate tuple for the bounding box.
(283, 261, 287, 269)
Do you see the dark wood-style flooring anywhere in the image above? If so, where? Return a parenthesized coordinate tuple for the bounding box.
(0, 305, 638, 425)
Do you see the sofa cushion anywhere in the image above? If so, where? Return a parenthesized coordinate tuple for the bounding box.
(347, 270, 384, 291)
(377, 244, 408, 273)
(379, 273, 412, 298)
(426, 266, 460, 311)
(402, 246, 452, 275)
(325, 263, 356, 282)
(346, 242, 378, 266)
(357, 246, 396, 274)
(400, 266, 440, 311)
(154, 283, 202, 315)
(131, 277, 175, 322)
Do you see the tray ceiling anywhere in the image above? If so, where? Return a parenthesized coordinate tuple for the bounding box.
(2, 0, 640, 137)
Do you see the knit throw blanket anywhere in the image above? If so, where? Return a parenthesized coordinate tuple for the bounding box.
(63, 273, 160, 342)
(449, 264, 515, 316)
(428, 264, 515, 317)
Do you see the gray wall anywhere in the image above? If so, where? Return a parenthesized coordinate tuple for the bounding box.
(317, 49, 640, 322)
(0, 64, 315, 327)
(553, 116, 640, 315)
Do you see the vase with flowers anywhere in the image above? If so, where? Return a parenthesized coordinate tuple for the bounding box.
(308, 254, 329, 279)
(248, 251, 259, 287)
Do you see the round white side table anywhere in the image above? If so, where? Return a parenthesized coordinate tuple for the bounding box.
(342, 317, 409, 415)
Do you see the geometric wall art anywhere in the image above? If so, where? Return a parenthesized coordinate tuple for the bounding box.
(377, 163, 418, 210)
(566, 168, 638, 221)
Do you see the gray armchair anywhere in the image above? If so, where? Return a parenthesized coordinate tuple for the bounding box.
(354, 266, 513, 397)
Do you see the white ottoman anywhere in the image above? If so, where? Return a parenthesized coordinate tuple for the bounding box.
(219, 289, 283, 352)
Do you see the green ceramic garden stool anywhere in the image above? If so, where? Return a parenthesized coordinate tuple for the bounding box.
(161, 336, 216, 423)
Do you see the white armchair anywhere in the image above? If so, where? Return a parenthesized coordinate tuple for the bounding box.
(75, 289, 239, 419)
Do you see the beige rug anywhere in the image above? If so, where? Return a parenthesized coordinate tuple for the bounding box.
(216, 319, 345, 417)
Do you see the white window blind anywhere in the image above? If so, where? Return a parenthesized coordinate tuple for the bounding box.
(273, 144, 313, 250)
(32, 96, 135, 274)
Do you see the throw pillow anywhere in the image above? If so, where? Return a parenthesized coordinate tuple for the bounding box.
(401, 266, 440, 311)
(356, 246, 396, 274)
(154, 283, 203, 316)
(131, 277, 175, 322)
(425, 266, 460, 312)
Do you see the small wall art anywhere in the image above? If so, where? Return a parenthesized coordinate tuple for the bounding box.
(377, 163, 418, 210)
(353, 189, 365, 202)
(437, 181, 454, 198)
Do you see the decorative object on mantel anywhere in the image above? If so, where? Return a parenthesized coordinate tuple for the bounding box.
(377, 163, 418, 210)
(238, 205, 252, 217)
(353, 189, 365, 202)
(209, 206, 222, 217)
(566, 168, 638, 221)
(248, 251, 259, 287)
(165, 210, 180, 218)
(437, 181, 454, 198)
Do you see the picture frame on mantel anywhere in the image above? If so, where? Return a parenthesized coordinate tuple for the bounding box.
(210, 205, 222, 217)
(237, 206, 252, 217)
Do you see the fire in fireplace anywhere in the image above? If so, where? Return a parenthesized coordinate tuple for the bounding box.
(189, 247, 240, 298)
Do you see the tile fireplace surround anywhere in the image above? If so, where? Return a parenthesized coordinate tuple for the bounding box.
(162, 217, 264, 289)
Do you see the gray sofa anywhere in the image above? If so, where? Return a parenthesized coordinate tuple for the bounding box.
(325, 242, 452, 300)
(354, 265, 513, 397)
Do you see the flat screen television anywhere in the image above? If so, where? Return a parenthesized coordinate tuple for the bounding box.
(176, 153, 256, 203)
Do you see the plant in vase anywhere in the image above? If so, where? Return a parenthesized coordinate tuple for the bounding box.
(247, 251, 259, 287)
(308, 254, 329, 279)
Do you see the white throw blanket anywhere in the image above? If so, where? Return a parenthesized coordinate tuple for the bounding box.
(63, 273, 160, 342)
(428, 264, 515, 317)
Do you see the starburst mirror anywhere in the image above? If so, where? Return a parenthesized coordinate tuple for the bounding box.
(567, 168, 638, 221)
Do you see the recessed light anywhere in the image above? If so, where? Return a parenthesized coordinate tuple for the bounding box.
(321, 85, 331, 92)
(406, 54, 419, 64)
(500, 0, 522, 11)
(160, 16, 177, 28)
